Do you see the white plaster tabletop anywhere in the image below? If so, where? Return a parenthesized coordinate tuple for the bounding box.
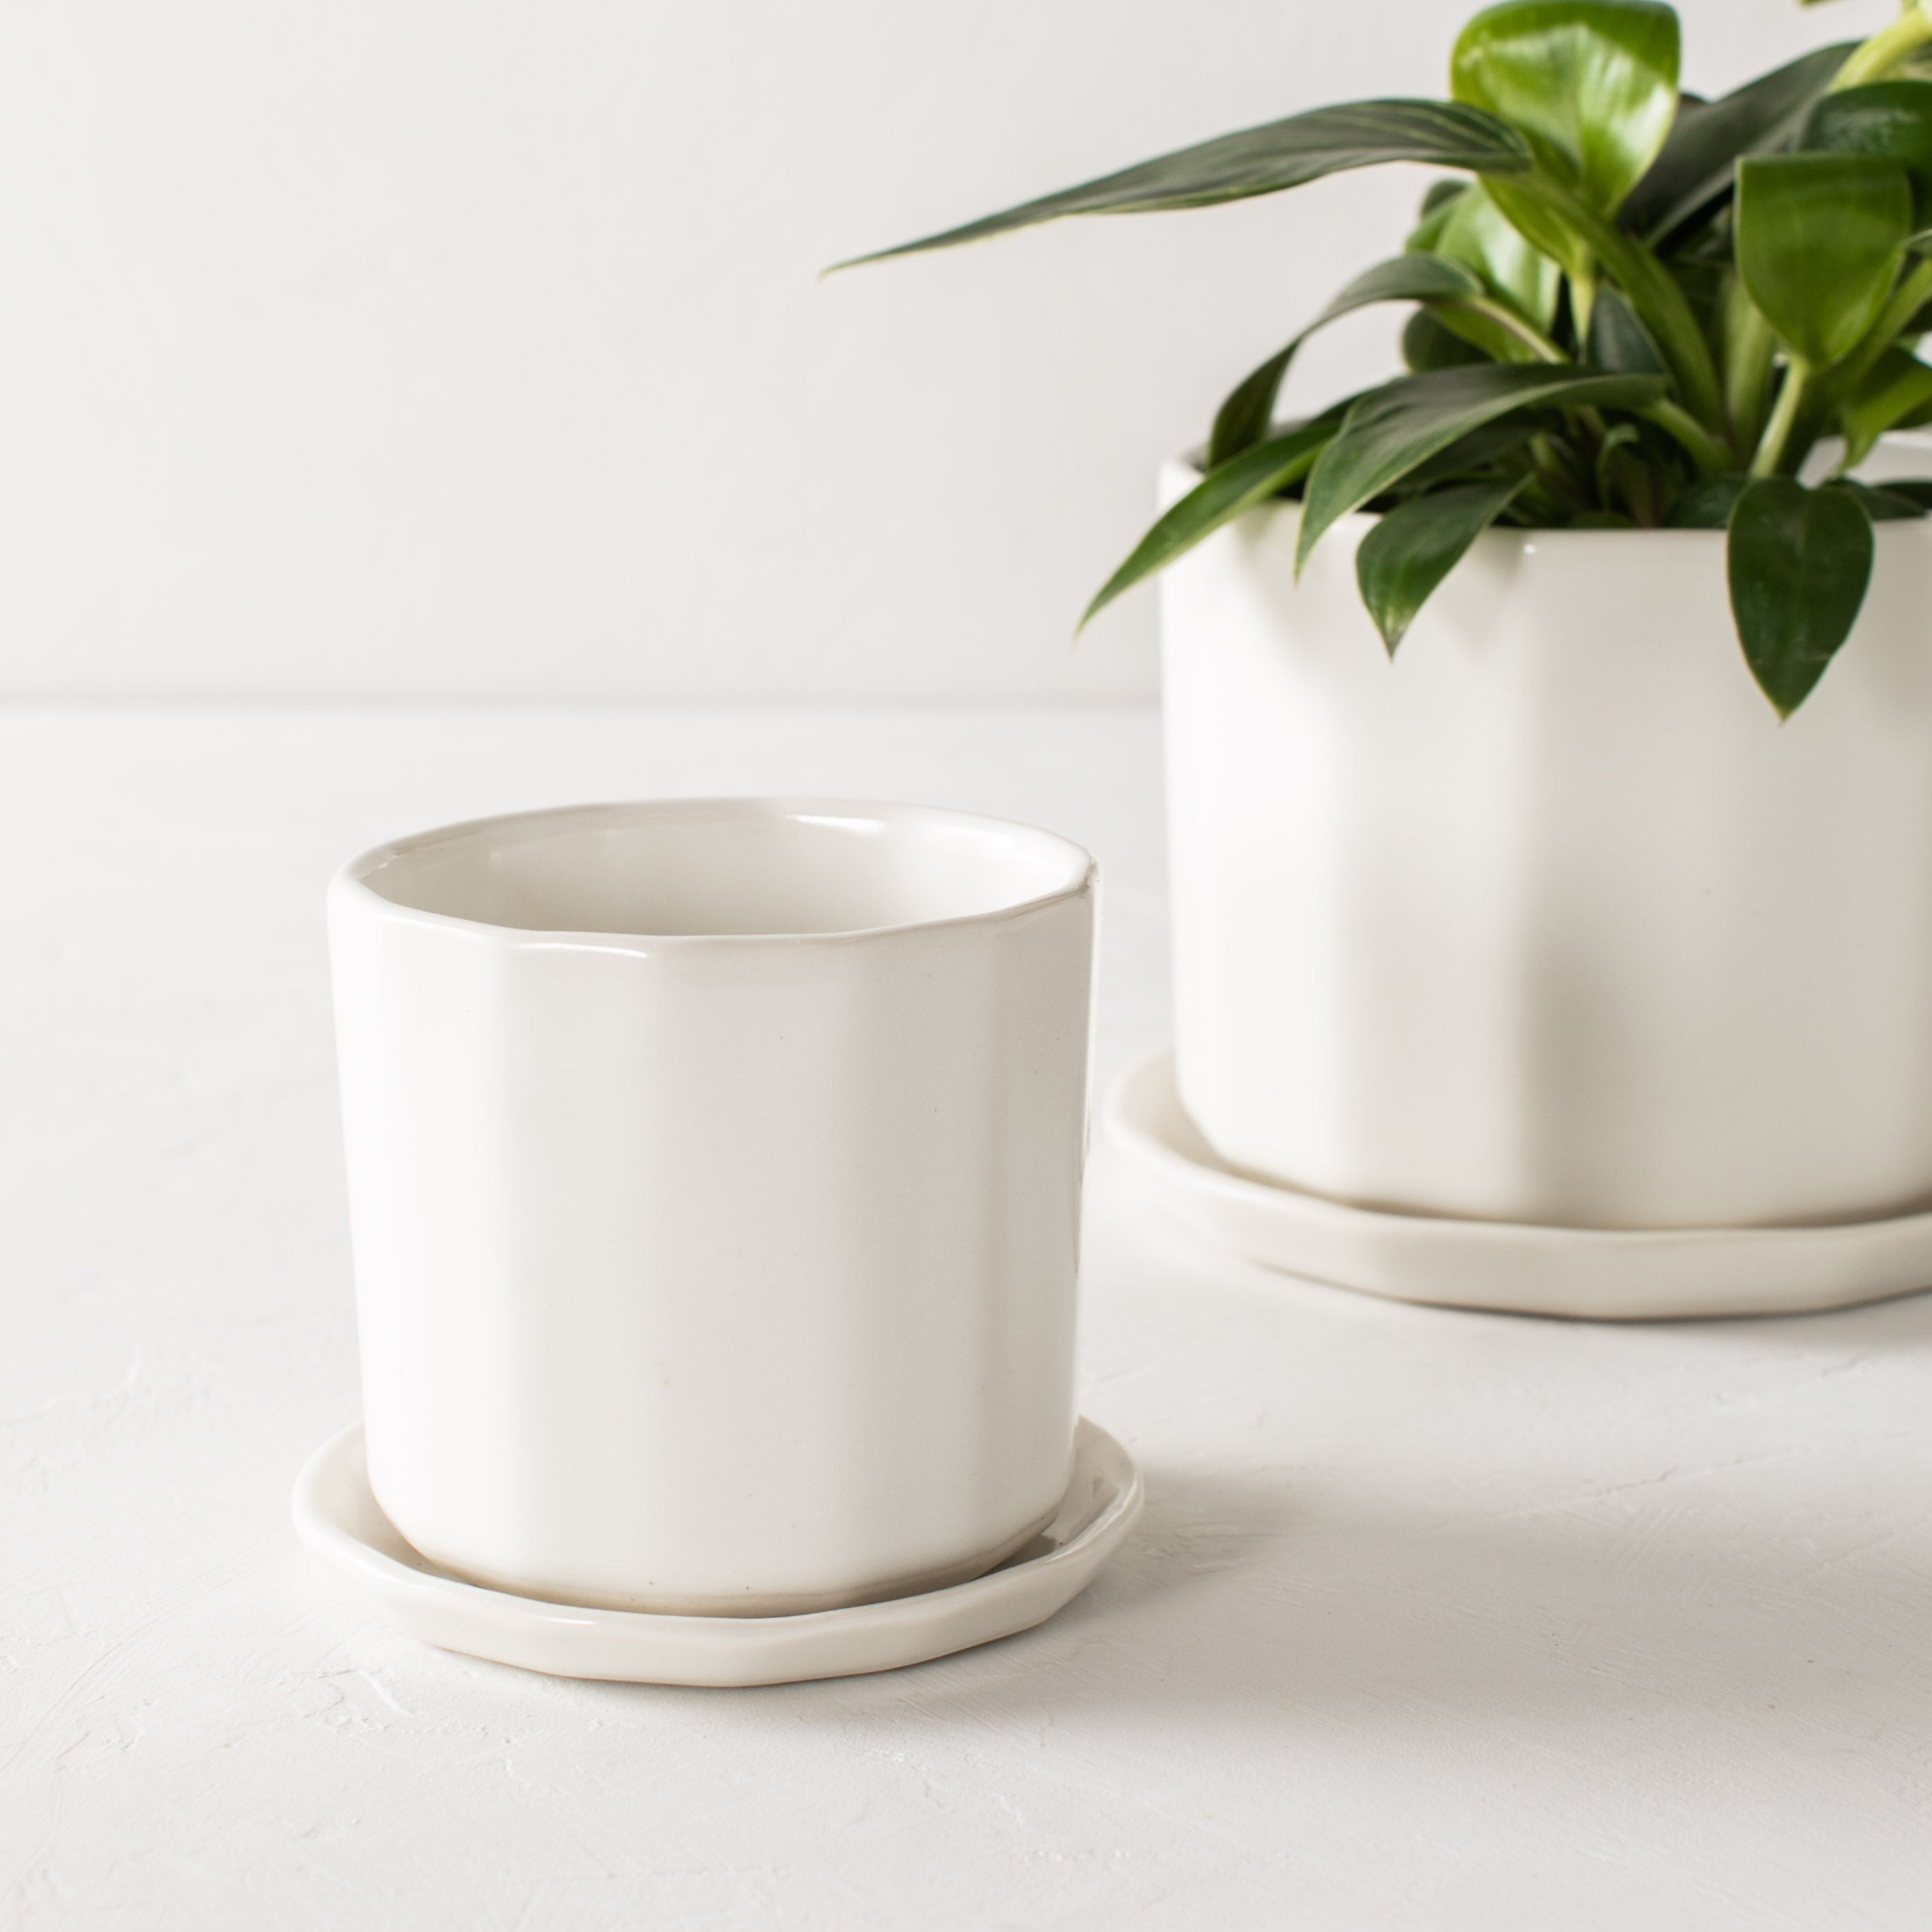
(3, 703, 1931, 1930)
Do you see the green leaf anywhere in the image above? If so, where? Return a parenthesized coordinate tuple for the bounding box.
(1407, 184, 1462, 251)
(1402, 415, 1544, 484)
(1592, 417, 1643, 506)
(1355, 478, 1528, 652)
(1451, 1, 1680, 277)
(1872, 477, 1932, 509)
(1586, 285, 1665, 373)
(1429, 309, 1547, 367)
(1081, 420, 1336, 628)
(1735, 153, 1913, 369)
(1668, 474, 1749, 527)
(1839, 344, 1932, 469)
(1726, 477, 1874, 717)
(833, 102, 1531, 266)
(1623, 44, 1855, 244)
(1206, 352, 1300, 473)
(1297, 362, 1668, 569)
(1403, 308, 1490, 370)
(1480, 176, 1724, 424)
(1207, 255, 1484, 466)
(1424, 179, 1563, 328)
(1441, 3, 1725, 426)
(1823, 476, 1929, 520)
(1803, 81, 1932, 221)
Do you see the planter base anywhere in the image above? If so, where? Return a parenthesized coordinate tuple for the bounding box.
(293, 1418, 1142, 1686)
(1107, 1050, 1932, 1321)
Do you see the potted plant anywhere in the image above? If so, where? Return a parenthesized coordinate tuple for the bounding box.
(843, 2, 1932, 1300)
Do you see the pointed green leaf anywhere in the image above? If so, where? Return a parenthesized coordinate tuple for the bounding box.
(1355, 477, 1528, 653)
(1407, 183, 1466, 256)
(1429, 309, 1546, 367)
(1586, 285, 1665, 374)
(1839, 344, 1932, 470)
(1403, 308, 1491, 371)
(1402, 415, 1542, 485)
(1869, 477, 1932, 509)
(1803, 81, 1932, 221)
(1206, 255, 1484, 466)
(1206, 351, 1300, 472)
(1624, 44, 1855, 244)
(1451, 1, 1679, 212)
(1451, 1, 1680, 277)
(1726, 477, 1874, 717)
(1298, 363, 1668, 569)
(1431, 159, 1724, 426)
(1668, 474, 1749, 527)
(1558, 186, 1727, 423)
(1081, 421, 1336, 628)
(1311, 253, 1488, 326)
(1425, 179, 1563, 328)
(1823, 476, 1929, 520)
(1736, 153, 1913, 369)
(833, 102, 1531, 267)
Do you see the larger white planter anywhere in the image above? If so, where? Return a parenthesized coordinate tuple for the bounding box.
(1159, 444, 1932, 1235)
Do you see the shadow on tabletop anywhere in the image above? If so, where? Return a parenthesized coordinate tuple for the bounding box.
(776, 1451, 1932, 1735)
(545, 1279, 1932, 1724)
(804, 1263, 1932, 1721)
(532, 1428, 1932, 1741)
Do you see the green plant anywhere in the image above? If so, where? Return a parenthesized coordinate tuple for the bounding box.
(843, 0, 1932, 717)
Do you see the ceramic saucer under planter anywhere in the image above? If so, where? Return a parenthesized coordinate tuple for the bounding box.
(293, 1418, 1142, 1686)
(1108, 1049, 1932, 1321)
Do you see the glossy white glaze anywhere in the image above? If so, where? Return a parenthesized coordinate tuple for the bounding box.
(1159, 440, 1932, 1232)
(1108, 1050, 1932, 1320)
(291, 1416, 1143, 1686)
(328, 799, 1096, 1615)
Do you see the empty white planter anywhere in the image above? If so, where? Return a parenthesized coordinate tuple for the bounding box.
(329, 799, 1096, 1615)
(1159, 446, 1932, 1232)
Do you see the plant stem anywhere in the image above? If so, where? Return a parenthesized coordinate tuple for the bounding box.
(1570, 267, 1597, 349)
(1752, 359, 1810, 477)
(1640, 399, 1734, 478)
(1785, 255, 1932, 464)
(1833, 1, 1932, 89)
(1549, 189, 1727, 430)
(1528, 431, 1591, 513)
(1721, 279, 1777, 453)
(1836, 257, 1932, 399)
(1608, 449, 1661, 527)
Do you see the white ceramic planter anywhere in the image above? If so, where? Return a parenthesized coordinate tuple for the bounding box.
(329, 799, 1096, 1615)
(1159, 441, 1932, 1233)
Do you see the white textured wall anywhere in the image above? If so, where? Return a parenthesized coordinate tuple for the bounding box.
(0, 0, 1890, 698)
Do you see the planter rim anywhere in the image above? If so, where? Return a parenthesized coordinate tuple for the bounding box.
(334, 797, 1097, 950)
